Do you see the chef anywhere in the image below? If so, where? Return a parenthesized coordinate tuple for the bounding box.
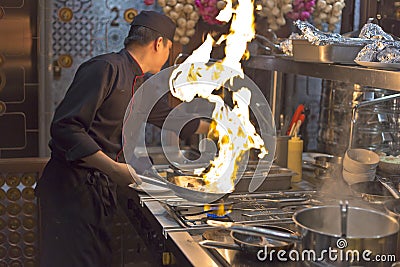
(35, 10, 208, 267)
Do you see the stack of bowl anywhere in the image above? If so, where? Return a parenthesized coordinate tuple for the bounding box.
(342, 148, 380, 185)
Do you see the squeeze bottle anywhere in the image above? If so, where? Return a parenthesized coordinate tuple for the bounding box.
(287, 134, 303, 182)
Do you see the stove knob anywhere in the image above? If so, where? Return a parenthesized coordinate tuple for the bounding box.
(162, 252, 176, 265)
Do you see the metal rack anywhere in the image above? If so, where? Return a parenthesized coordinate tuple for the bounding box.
(245, 56, 400, 92)
(245, 56, 400, 153)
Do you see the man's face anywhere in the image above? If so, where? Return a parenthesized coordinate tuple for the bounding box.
(151, 39, 172, 74)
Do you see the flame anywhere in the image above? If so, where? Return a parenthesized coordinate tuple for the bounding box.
(169, 0, 267, 193)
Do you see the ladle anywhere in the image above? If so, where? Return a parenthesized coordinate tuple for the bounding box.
(339, 200, 348, 238)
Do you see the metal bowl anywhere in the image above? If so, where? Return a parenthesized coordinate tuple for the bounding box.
(379, 156, 400, 174)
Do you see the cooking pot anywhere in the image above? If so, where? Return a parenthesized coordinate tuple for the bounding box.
(137, 174, 229, 203)
(209, 204, 399, 266)
(199, 226, 295, 261)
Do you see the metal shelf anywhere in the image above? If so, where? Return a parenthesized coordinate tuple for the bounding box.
(245, 55, 400, 92)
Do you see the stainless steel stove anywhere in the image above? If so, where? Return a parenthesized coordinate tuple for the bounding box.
(165, 191, 319, 228)
(159, 189, 325, 267)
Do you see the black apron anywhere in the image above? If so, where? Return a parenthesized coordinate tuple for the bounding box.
(35, 157, 118, 267)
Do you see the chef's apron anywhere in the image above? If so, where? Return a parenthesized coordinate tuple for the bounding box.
(35, 157, 118, 267)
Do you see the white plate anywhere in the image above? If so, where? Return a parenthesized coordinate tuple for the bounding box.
(129, 182, 171, 194)
(354, 60, 400, 70)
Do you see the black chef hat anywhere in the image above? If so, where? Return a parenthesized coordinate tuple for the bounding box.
(128, 11, 176, 42)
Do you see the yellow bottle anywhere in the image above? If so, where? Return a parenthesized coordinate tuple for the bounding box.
(287, 135, 303, 182)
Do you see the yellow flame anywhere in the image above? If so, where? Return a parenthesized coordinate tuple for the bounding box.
(169, 0, 267, 193)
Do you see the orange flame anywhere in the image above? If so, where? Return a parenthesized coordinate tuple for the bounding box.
(169, 0, 266, 193)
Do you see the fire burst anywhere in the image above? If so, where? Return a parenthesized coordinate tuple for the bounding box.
(169, 0, 267, 193)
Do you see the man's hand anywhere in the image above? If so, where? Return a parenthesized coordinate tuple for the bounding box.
(81, 151, 142, 187)
(107, 162, 143, 187)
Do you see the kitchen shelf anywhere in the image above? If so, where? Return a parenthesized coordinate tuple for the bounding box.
(245, 55, 400, 92)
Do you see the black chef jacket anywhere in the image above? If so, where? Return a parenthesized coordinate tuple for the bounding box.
(48, 48, 198, 163)
(35, 48, 199, 267)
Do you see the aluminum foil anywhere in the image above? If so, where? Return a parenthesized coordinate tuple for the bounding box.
(279, 33, 303, 56)
(293, 20, 370, 46)
(359, 23, 394, 41)
(377, 43, 400, 63)
(294, 20, 343, 45)
(356, 41, 400, 63)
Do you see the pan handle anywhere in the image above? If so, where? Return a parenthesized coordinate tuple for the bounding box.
(199, 240, 242, 251)
(136, 174, 168, 188)
(207, 220, 301, 242)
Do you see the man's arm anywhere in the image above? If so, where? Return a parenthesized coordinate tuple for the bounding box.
(81, 151, 142, 186)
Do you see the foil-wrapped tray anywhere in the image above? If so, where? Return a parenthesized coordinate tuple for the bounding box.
(292, 39, 365, 64)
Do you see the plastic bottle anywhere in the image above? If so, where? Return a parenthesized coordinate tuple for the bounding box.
(287, 134, 303, 182)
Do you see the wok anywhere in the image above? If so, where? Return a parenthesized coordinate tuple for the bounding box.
(208, 204, 399, 266)
(199, 225, 295, 261)
(137, 174, 230, 203)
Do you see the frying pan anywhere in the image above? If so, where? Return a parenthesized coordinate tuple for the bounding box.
(137, 174, 230, 203)
(385, 198, 400, 218)
(377, 175, 400, 199)
(350, 180, 395, 204)
(199, 226, 295, 261)
(384, 199, 400, 259)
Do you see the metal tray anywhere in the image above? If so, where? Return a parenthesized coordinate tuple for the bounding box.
(292, 39, 365, 64)
(234, 166, 295, 192)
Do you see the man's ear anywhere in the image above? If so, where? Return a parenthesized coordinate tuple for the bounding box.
(154, 37, 164, 51)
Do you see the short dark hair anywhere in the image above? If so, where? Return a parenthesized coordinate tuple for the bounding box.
(124, 26, 168, 48)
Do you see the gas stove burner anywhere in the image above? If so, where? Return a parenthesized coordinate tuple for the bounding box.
(281, 204, 313, 213)
(205, 203, 233, 218)
(206, 212, 231, 219)
(200, 216, 232, 224)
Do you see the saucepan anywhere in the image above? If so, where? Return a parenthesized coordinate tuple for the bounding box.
(208, 204, 399, 266)
(137, 174, 230, 203)
(306, 155, 343, 178)
(199, 225, 295, 261)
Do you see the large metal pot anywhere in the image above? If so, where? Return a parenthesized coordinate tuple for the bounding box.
(209, 204, 399, 266)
